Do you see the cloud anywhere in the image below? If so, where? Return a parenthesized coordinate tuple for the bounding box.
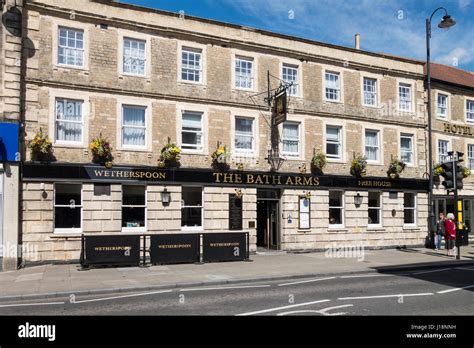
(219, 0, 474, 70)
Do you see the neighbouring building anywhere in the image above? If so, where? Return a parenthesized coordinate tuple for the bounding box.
(0, 0, 22, 271)
(15, 0, 436, 264)
(429, 63, 474, 229)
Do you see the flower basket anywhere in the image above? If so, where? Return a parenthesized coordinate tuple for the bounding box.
(159, 138, 181, 168)
(311, 150, 327, 175)
(387, 157, 406, 179)
(461, 165, 471, 178)
(433, 163, 444, 180)
(89, 134, 114, 168)
(211, 142, 230, 171)
(350, 155, 367, 177)
(29, 128, 53, 161)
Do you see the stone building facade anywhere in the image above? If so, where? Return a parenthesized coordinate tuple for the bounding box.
(429, 63, 474, 228)
(19, 0, 432, 263)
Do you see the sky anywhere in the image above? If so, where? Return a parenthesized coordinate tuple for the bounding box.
(121, 0, 474, 72)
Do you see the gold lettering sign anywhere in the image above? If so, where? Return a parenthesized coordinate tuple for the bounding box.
(157, 244, 192, 249)
(358, 180, 392, 188)
(94, 246, 131, 251)
(94, 170, 166, 180)
(443, 122, 473, 136)
(210, 242, 240, 247)
(213, 172, 320, 187)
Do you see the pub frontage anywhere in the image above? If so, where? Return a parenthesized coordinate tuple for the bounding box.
(21, 163, 429, 263)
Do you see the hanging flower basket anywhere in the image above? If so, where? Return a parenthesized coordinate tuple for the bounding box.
(28, 128, 53, 161)
(211, 142, 230, 171)
(311, 150, 327, 175)
(159, 138, 181, 168)
(90, 133, 114, 168)
(461, 165, 471, 178)
(387, 157, 406, 179)
(350, 155, 367, 177)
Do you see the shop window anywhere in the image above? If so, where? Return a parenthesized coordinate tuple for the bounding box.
(404, 193, 416, 225)
(54, 184, 82, 232)
(122, 185, 146, 229)
(299, 196, 310, 229)
(181, 187, 203, 230)
(368, 192, 382, 226)
(329, 191, 344, 227)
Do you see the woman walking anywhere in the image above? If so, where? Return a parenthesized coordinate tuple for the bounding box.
(435, 212, 445, 251)
(444, 213, 456, 257)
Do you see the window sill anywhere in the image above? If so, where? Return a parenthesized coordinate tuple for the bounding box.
(181, 150, 207, 156)
(327, 227, 348, 232)
(367, 227, 386, 231)
(324, 99, 343, 104)
(121, 228, 147, 233)
(178, 80, 206, 86)
(233, 87, 255, 92)
(54, 143, 85, 149)
(402, 226, 420, 230)
(363, 104, 379, 108)
(327, 158, 344, 163)
(54, 64, 88, 72)
(50, 233, 82, 239)
(120, 73, 148, 79)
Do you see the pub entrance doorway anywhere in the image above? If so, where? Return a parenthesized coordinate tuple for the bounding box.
(256, 189, 281, 250)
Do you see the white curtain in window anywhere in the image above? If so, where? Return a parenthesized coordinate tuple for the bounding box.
(283, 124, 299, 154)
(123, 107, 146, 146)
(326, 74, 339, 89)
(56, 99, 83, 142)
(326, 127, 340, 141)
(365, 131, 378, 160)
(235, 118, 253, 150)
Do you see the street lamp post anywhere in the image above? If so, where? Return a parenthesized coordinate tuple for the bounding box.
(426, 7, 456, 246)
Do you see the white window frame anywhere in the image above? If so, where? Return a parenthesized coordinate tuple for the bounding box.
(400, 133, 414, 166)
(121, 105, 148, 150)
(122, 37, 147, 77)
(466, 99, 474, 124)
(437, 93, 449, 120)
(326, 125, 343, 161)
(438, 139, 450, 164)
(234, 116, 255, 154)
(398, 82, 413, 112)
(181, 186, 204, 231)
(54, 98, 84, 146)
(403, 192, 417, 227)
(325, 71, 341, 102)
(282, 63, 300, 97)
(53, 183, 83, 234)
(181, 111, 204, 153)
(121, 185, 147, 233)
(468, 144, 474, 171)
(234, 56, 254, 90)
(281, 121, 300, 157)
(57, 26, 85, 68)
(364, 129, 380, 163)
(328, 190, 345, 228)
(362, 77, 378, 107)
(368, 191, 382, 227)
(179, 45, 204, 84)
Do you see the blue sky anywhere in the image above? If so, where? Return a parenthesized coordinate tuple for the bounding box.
(121, 0, 474, 72)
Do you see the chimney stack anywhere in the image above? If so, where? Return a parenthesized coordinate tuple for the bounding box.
(355, 34, 360, 50)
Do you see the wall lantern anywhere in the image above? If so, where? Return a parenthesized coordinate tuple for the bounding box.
(354, 193, 363, 207)
(235, 188, 243, 199)
(161, 188, 171, 205)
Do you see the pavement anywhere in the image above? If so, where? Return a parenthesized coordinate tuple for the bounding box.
(0, 244, 473, 302)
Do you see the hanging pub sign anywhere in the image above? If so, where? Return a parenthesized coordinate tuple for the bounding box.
(81, 235, 141, 267)
(228, 194, 243, 230)
(273, 90, 287, 125)
(202, 233, 248, 262)
(150, 234, 200, 265)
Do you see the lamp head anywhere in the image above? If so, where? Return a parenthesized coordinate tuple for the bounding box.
(438, 15, 456, 28)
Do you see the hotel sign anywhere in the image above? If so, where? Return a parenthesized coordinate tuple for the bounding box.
(443, 122, 473, 136)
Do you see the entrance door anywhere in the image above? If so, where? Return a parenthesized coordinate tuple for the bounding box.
(0, 173, 3, 258)
(256, 190, 280, 250)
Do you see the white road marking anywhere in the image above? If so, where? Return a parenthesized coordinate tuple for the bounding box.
(412, 268, 452, 275)
(72, 290, 173, 304)
(0, 301, 65, 308)
(454, 267, 474, 271)
(277, 304, 354, 316)
(340, 274, 394, 279)
(236, 299, 331, 316)
(277, 277, 336, 287)
(180, 284, 271, 292)
(437, 285, 474, 294)
(338, 293, 434, 300)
